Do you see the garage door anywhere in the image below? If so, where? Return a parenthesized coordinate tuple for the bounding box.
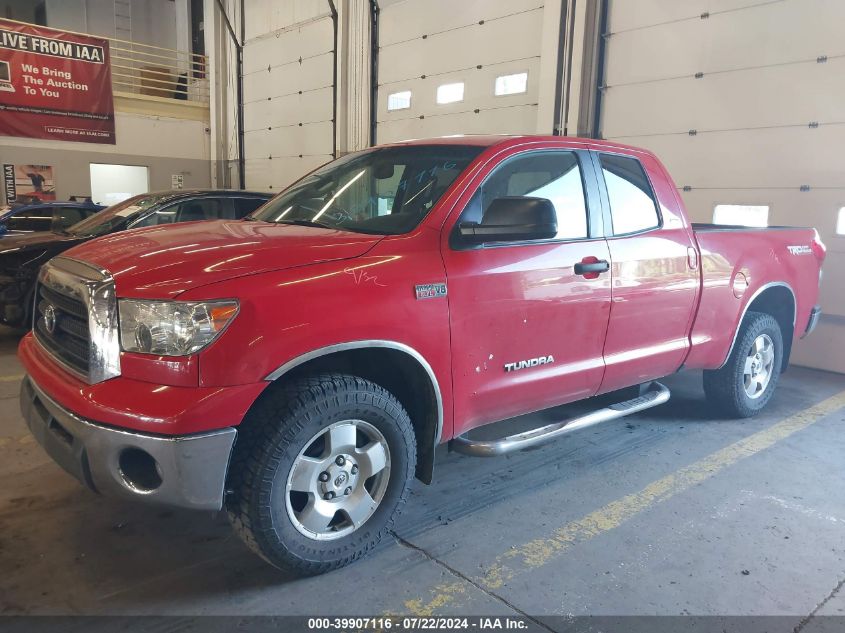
(375, 0, 546, 143)
(599, 0, 845, 373)
(242, 5, 335, 192)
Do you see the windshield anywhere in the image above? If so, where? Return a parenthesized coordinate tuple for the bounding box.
(250, 145, 484, 235)
(66, 193, 172, 237)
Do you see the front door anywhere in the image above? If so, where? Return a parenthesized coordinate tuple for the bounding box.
(442, 149, 612, 437)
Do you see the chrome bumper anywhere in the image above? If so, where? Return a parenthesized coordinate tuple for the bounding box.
(20, 375, 237, 511)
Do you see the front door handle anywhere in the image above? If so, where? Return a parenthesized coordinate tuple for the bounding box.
(574, 259, 610, 277)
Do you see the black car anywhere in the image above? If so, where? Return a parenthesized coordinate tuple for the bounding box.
(0, 189, 271, 327)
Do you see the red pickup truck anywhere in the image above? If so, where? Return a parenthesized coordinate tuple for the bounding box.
(18, 136, 825, 574)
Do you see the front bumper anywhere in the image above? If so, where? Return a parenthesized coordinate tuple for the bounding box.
(20, 375, 237, 511)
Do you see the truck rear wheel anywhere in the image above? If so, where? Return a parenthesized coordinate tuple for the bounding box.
(226, 373, 416, 575)
(703, 311, 783, 418)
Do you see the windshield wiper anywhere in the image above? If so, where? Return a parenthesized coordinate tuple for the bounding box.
(276, 219, 334, 229)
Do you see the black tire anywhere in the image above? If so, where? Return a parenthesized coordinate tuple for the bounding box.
(703, 311, 783, 418)
(226, 373, 416, 575)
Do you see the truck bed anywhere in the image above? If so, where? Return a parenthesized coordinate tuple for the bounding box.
(684, 222, 823, 370)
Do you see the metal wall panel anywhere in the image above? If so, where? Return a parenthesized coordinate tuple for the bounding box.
(376, 0, 546, 143)
(601, 0, 845, 372)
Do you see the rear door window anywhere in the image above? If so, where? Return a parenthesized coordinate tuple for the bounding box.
(599, 153, 660, 235)
(233, 197, 267, 217)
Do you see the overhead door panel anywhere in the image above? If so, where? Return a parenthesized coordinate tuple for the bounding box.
(607, 0, 778, 33)
(603, 59, 845, 138)
(606, 0, 843, 86)
(242, 14, 335, 192)
(600, 0, 845, 373)
(376, 0, 545, 143)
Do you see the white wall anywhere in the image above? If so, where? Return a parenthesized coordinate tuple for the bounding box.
(599, 0, 845, 373)
(0, 112, 211, 200)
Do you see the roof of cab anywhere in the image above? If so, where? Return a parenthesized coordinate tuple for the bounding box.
(378, 134, 654, 156)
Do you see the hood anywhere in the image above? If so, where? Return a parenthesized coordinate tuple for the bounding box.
(0, 230, 83, 255)
(63, 220, 385, 299)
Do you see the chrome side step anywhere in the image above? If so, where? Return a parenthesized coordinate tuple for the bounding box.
(450, 382, 671, 457)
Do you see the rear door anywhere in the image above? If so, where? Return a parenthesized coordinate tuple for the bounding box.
(443, 148, 612, 437)
(593, 151, 700, 393)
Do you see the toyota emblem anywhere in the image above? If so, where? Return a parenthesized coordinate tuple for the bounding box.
(43, 304, 57, 334)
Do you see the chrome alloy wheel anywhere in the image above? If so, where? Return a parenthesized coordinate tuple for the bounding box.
(743, 333, 775, 399)
(285, 419, 391, 541)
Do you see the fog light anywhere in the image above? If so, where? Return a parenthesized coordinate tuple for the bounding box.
(118, 448, 162, 492)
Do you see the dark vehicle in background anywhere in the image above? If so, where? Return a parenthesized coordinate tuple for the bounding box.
(0, 198, 104, 236)
(0, 189, 271, 327)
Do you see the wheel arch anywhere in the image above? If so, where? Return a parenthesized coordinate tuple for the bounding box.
(722, 282, 796, 372)
(263, 341, 443, 484)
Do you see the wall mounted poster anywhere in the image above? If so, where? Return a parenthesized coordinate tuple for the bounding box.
(0, 18, 115, 144)
(3, 163, 55, 203)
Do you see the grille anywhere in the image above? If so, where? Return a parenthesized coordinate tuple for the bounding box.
(33, 283, 91, 376)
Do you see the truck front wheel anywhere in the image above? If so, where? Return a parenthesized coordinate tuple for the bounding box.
(226, 374, 416, 574)
(703, 311, 783, 418)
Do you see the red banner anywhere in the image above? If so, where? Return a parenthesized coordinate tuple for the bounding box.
(0, 19, 115, 144)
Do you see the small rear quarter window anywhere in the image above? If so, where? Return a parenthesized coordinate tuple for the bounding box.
(599, 154, 660, 235)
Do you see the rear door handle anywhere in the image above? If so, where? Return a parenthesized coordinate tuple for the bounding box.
(574, 259, 610, 276)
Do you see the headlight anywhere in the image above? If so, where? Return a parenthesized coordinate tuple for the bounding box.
(119, 299, 239, 356)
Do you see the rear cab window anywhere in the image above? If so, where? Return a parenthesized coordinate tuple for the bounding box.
(598, 153, 660, 235)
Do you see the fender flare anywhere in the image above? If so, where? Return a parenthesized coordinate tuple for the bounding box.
(264, 340, 444, 445)
(718, 281, 796, 369)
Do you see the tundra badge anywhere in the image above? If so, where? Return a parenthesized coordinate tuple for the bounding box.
(504, 355, 555, 372)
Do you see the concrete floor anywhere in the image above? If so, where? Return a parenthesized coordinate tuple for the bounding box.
(2, 325, 845, 628)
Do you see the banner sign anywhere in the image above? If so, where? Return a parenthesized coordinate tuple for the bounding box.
(0, 19, 115, 144)
(3, 163, 56, 203)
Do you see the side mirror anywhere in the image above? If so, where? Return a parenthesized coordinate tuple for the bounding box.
(458, 196, 557, 244)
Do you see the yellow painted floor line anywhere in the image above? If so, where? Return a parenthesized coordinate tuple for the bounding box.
(404, 389, 845, 616)
(0, 374, 23, 383)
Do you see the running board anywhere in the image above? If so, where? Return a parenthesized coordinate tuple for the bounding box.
(450, 382, 671, 457)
